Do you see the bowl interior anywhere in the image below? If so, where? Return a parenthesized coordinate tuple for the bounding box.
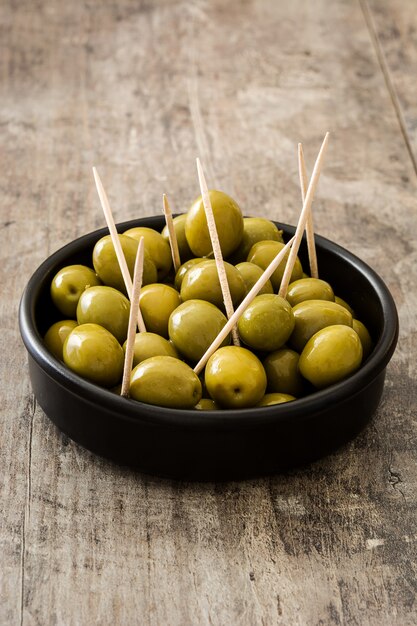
(22, 216, 398, 423)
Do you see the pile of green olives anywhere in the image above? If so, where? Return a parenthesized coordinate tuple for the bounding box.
(44, 189, 373, 411)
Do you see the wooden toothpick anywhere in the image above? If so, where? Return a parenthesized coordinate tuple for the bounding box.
(196, 158, 240, 346)
(163, 194, 181, 273)
(92, 167, 146, 332)
(278, 132, 329, 299)
(193, 236, 295, 375)
(299, 144, 319, 279)
(121, 237, 145, 397)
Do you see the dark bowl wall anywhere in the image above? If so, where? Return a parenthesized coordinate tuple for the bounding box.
(19, 217, 398, 480)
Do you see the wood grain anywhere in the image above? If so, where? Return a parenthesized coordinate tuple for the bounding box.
(1, 1, 416, 624)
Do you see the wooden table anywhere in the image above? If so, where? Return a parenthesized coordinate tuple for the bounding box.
(1, 1, 416, 624)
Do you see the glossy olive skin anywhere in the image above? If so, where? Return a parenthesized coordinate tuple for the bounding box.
(205, 346, 267, 409)
(124, 226, 172, 280)
(129, 356, 202, 409)
(161, 214, 194, 263)
(236, 262, 274, 295)
(180, 260, 247, 309)
(194, 398, 219, 411)
(352, 319, 373, 360)
(286, 278, 335, 307)
(256, 393, 296, 406)
(123, 332, 179, 367)
(139, 283, 181, 338)
(237, 294, 294, 351)
(247, 240, 303, 291)
(51, 265, 101, 317)
(44, 320, 78, 361)
(63, 323, 124, 387)
(299, 325, 363, 389)
(174, 258, 205, 291)
(185, 190, 244, 258)
(263, 348, 305, 397)
(92, 234, 157, 294)
(168, 299, 230, 362)
(335, 295, 355, 316)
(229, 217, 284, 263)
(76, 286, 130, 344)
(290, 299, 353, 353)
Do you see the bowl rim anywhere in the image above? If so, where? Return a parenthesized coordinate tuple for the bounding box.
(19, 216, 399, 430)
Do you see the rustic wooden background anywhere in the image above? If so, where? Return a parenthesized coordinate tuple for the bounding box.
(1, 0, 416, 624)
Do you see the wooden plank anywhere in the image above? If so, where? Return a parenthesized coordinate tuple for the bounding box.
(0, 0, 416, 625)
(364, 0, 417, 171)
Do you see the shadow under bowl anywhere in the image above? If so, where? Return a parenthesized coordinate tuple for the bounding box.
(19, 217, 399, 481)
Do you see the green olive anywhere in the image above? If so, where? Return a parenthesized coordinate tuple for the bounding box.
(185, 190, 244, 258)
(352, 319, 373, 360)
(76, 286, 130, 344)
(205, 346, 267, 409)
(180, 259, 247, 309)
(161, 214, 193, 263)
(50, 265, 101, 317)
(194, 398, 219, 410)
(237, 294, 294, 351)
(174, 258, 206, 291)
(92, 234, 157, 294)
(235, 262, 274, 295)
(123, 332, 179, 367)
(299, 325, 363, 389)
(256, 393, 296, 406)
(335, 295, 355, 316)
(63, 323, 124, 387)
(44, 320, 78, 361)
(124, 226, 172, 280)
(229, 217, 284, 263)
(129, 356, 202, 408)
(286, 278, 335, 307)
(139, 283, 181, 338)
(168, 299, 230, 362)
(247, 240, 303, 291)
(263, 348, 305, 397)
(290, 299, 353, 353)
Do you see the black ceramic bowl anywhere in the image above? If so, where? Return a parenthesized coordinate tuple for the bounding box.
(19, 217, 398, 480)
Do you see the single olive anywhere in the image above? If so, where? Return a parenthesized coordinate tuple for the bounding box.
(290, 299, 353, 353)
(247, 240, 303, 291)
(256, 393, 296, 406)
(169, 299, 230, 362)
(229, 217, 284, 263)
(286, 278, 335, 307)
(185, 190, 244, 258)
(237, 294, 294, 351)
(174, 258, 206, 291)
(352, 319, 373, 360)
(50, 264, 101, 317)
(76, 286, 130, 344)
(161, 214, 194, 263)
(63, 323, 124, 387)
(138, 283, 181, 338)
(335, 295, 355, 317)
(124, 226, 172, 280)
(180, 259, 247, 309)
(130, 356, 202, 409)
(44, 320, 78, 361)
(123, 332, 179, 367)
(263, 348, 305, 397)
(92, 234, 157, 294)
(299, 325, 363, 389)
(205, 346, 267, 409)
(194, 398, 219, 411)
(235, 262, 274, 295)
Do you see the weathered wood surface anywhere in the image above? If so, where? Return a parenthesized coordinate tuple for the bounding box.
(1, 1, 416, 624)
